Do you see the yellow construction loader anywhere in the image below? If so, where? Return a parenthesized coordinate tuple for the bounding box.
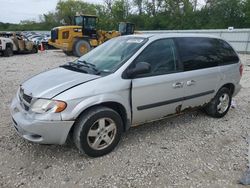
(49, 15, 135, 57)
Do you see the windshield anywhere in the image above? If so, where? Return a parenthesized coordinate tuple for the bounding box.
(84, 17, 96, 30)
(74, 16, 96, 29)
(75, 36, 148, 74)
(75, 16, 83, 26)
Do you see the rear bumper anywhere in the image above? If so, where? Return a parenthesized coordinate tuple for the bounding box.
(10, 96, 74, 145)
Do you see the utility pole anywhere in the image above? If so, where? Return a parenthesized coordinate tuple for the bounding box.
(194, 0, 197, 11)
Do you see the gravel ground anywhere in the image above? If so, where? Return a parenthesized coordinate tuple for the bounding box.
(0, 50, 250, 188)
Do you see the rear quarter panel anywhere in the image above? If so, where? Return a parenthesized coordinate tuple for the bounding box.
(219, 62, 241, 94)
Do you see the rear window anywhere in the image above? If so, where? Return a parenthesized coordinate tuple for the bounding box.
(215, 39, 239, 65)
(175, 37, 239, 71)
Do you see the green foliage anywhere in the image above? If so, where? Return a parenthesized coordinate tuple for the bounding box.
(1, 0, 250, 31)
(56, 0, 97, 24)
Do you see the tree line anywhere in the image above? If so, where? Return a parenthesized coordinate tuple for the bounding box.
(1, 0, 250, 31)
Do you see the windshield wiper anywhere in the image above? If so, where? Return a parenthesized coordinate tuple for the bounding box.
(60, 62, 88, 73)
(77, 60, 99, 73)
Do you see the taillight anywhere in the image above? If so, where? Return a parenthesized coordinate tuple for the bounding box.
(240, 64, 243, 77)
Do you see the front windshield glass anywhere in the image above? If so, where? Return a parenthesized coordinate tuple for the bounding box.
(75, 36, 148, 74)
(84, 17, 96, 29)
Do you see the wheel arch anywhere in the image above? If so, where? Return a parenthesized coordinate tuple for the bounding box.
(218, 83, 235, 95)
(5, 42, 13, 49)
(73, 36, 90, 45)
(66, 101, 130, 143)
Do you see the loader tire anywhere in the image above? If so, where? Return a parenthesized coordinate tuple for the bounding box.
(73, 39, 91, 57)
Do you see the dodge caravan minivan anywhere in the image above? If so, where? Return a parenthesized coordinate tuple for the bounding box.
(10, 34, 242, 157)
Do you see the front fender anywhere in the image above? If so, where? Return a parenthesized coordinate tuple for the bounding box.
(60, 92, 131, 122)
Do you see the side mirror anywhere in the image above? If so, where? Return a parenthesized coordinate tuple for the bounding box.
(126, 62, 151, 78)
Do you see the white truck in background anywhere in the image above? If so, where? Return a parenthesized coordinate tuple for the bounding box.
(0, 33, 38, 57)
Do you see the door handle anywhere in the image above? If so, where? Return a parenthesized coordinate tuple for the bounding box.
(173, 82, 184, 88)
(187, 80, 196, 86)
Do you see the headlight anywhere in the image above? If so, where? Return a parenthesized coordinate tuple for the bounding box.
(30, 99, 67, 114)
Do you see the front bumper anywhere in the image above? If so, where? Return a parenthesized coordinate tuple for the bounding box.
(10, 96, 74, 145)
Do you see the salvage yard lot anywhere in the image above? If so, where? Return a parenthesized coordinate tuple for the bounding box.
(0, 50, 250, 187)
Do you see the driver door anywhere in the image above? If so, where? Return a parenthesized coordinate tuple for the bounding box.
(131, 39, 185, 124)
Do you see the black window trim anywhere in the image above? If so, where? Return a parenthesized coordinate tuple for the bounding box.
(173, 37, 240, 72)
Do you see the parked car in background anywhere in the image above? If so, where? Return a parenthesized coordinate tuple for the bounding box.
(21, 32, 55, 49)
(0, 32, 38, 57)
(41, 36, 55, 49)
(31, 36, 43, 45)
(10, 34, 242, 157)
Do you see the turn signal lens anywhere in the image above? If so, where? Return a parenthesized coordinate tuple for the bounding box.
(54, 101, 67, 113)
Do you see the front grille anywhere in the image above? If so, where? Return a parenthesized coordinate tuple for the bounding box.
(23, 103, 29, 111)
(51, 28, 58, 42)
(23, 93, 32, 103)
(19, 88, 32, 111)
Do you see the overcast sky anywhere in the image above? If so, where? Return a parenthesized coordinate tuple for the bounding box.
(0, 0, 103, 23)
(0, 0, 205, 23)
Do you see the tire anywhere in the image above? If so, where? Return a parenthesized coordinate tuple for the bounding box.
(4, 46, 13, 57)
(204, 87, 232, 118)
(73, 39, 91, 57)
(63, 51, 73, 56)
(32, 46, 38, 53)
(73, 106, 123, 157)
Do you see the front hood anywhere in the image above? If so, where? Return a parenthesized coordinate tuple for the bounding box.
(21, 67, 100, 99)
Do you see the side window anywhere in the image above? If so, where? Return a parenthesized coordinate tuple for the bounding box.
(175, 37, 220, 71)
(62, 31, 69, 39)
(133, 39, 177, 77)
(216, 39, 239, 65)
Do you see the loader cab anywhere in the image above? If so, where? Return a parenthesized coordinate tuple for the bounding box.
(74, 15, 97, 39)
(119, 22, 135, 35)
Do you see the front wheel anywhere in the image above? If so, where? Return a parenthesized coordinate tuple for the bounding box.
(73, 106, 123, 157)
(204, 87, 232, 118)
(4, 46, 13, 57)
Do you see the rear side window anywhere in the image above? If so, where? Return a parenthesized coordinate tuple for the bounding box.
(215, 39, 239, 65)
(175, 37, 220, 71)
(176, 37, 240, 71)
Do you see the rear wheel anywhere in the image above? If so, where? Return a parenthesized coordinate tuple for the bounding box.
(73, 106, 123, 157)
(204, 87, 232, 118)
(73, 39, 91, 57)
(4, 46, 13, 57)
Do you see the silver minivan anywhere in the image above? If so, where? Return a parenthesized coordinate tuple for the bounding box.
(10, 34, 242, 157)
